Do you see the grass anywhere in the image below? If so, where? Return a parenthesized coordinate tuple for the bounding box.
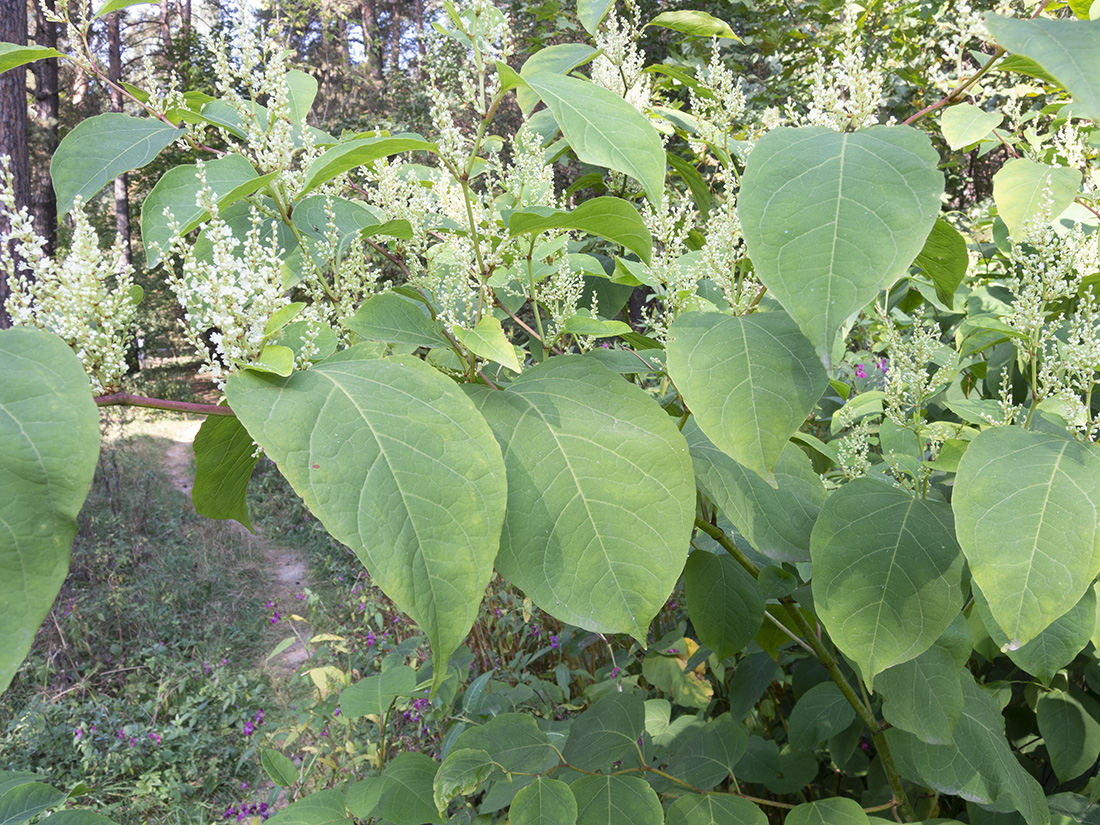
(0, 406, 273, 823)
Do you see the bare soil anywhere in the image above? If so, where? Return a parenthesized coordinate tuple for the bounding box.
(162, 418, 312, 677)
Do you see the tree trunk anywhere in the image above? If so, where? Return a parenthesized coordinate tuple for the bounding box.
(159, 0, 173, 58)
(360, 0, 383, 82)
(0, 0, 30, 328)
(31, 0, 59, 257)
(107, 12, 132, 267)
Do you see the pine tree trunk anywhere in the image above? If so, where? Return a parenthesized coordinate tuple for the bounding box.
(107, 12, 132, 267)
(159, 0, 174, 59)
(0, 0, 30, 328)
(361, 0, 383, 82)
(31, 0, 59, 257)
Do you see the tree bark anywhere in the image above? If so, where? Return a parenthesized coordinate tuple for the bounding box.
(360, 0, 384, 82)
(0, 0, 30, 328)
(31, 0, 59, 257)
(107, 12, 132, 267)
(159, 0, 174, 58)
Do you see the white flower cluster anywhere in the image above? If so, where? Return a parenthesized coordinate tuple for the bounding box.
(788, 1, 887, 131)
(207, 31, 317, 189)
(700, 196, 758, 314)
(880, 308, 948, 425)
(1038, 293, 1100, 440)
(0, 160, 137, 394)
(503, 125, 556, 210)
(590, 4, 653, 114)
(690, 40, 748, 151)
(641, 196, 702, 333)
(537, 251, 585, 334)
(165, 170, 288, 385)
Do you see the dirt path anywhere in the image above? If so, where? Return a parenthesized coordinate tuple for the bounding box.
(163, 419, 312, 677)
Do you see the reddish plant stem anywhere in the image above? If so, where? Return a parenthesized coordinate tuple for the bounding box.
(95, 392, 234, 417)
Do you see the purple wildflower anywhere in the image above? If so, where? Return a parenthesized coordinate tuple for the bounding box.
(550, 635, 559, 649)
(856, 364, 867, 379)
(243, 721, 255, 736)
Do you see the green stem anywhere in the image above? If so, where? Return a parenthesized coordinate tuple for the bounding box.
(693, 516, 918, 821)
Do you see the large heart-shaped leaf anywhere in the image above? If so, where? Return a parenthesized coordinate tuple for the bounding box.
(470, 357, 695, 638)
(985, 14, 1100, 123)
(887, 675, 1049, 825)
(738, 126, 943, 367)
(510, 778, 577, 825)
(685, 422, 825, 563)
(684, 549, 764, 661)
(666, 795, 767, 825)
(0, 328, 100, 695)
(811, 478, 965, 685)
(954, 426, 1100, 649)
(667, 310, 828, 483)
(226, 352, 507, 689)
(525, 72, 665, 204)
(572, 775, 663, 825)
(786, 799, 870, 825)
(1037, 689, 1100, 783)
(563, 692, 646, 772)
(51, 113, 185, 217)
(941, 103, 1003, 150)
(517, 43, 599, 115)
(300, 135, 438, 196)
(876, 615, 971, 745)
(974, 583, 1095, 685)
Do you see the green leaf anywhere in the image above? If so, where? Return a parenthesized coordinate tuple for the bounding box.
(810, 478, 965, 685)
(261, 748, 300, 787)
(995, 54, 1064, 86)
(684, 549, 764, 661)
(787, 799, 871, 825)
(0, 44, 66, 74)
(888, 676, 1049, 825)
(376, 753, 439, 825)
(453, 316, 522, 373)
(300, 135, 437, 196)
(510, 778, 578, 825)
(667, 153, 712, 220)
(0, 778, 37, 802)
(0, 782, 67, 825)
(572, 775, 662, 825)
(954, 426, 1100, 649)
(433, 749, 495, 814)
(562, 691, 645, 772)
(525, 72, 665, 205)
(993, 158, 1081, 239)
(452, 714, 560, 774)
(518, 43, 599, 115)
(507, 197, 653, 265)
(470, 358, 695, 638)
(0, 328, 100, 696)
(941, 103, 1003, 150)
(788, 683, 857, 750)
(266, 789, 350, 825)
(667, 310, 828, 483)
(191, 414, 259, 532)
(876, 616, 970, 745)
(340, 665, 417, 719)
(346, 777, 384, 819)
(561, 311, 632, 338)
(647, 11, 740, 41)
(51, 113, 184, 217)
(738, 126, 943, 367)
(577, 0, 615, 33)
(343, 292, 451, 350)
(1037, 689, 1100, 783)
(93, 0, 154, 16)
(226, 353, 507, 691)
(666, 795, 767, 825)
(984, 14, 1100, 123)
(664, 714, 747, 790)
(914, 218, 969, 309)
(286, 70, 318, 121)
(973, 583, 1095, 685)
(250, 345, 296, 377)
(686, 422, 825, 563)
